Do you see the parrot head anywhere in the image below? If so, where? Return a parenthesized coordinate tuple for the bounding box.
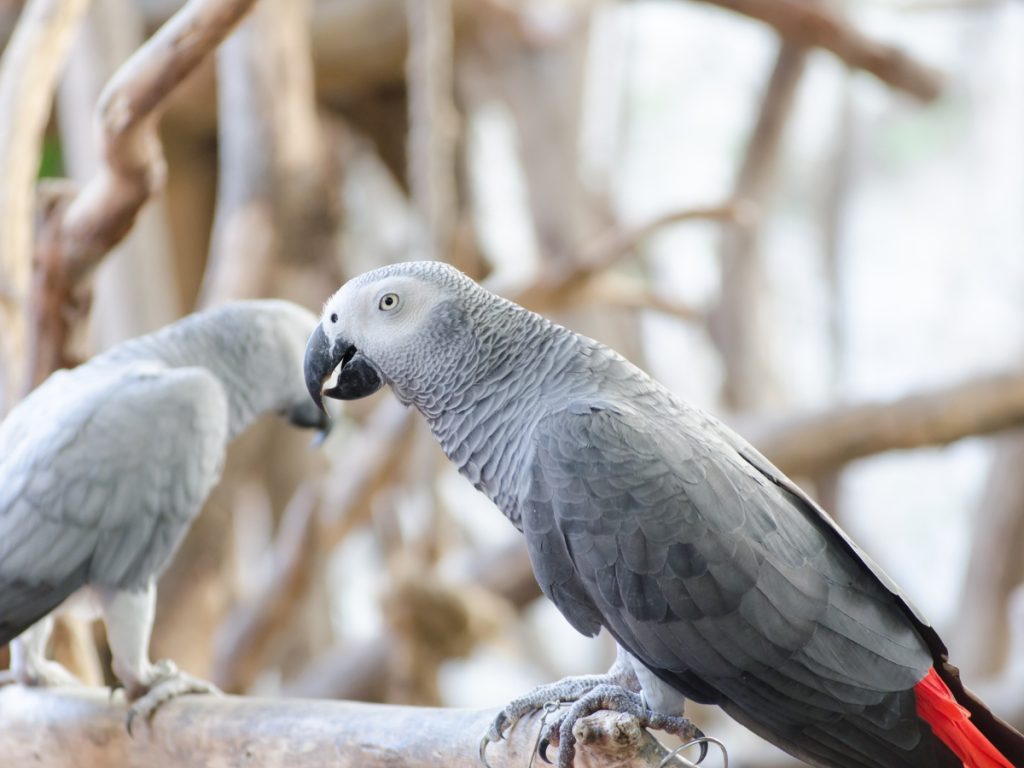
(304, 262, 481, 412)
(227, 299, 334, 441)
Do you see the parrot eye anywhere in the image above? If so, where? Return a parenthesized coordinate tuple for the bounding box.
(330, 313, 338, 323)
(378, 293, 400, 311)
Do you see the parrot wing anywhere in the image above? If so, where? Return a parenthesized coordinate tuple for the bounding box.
(520, 397, 959, 768)
(0, 363, 229, 644)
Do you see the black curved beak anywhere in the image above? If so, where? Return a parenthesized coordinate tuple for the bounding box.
(281, 398, 333, 447)
(303, 323, 384, 412)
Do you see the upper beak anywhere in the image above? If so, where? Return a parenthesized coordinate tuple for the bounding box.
(304, 323, 341, 412)
(303, 322, 384, 412)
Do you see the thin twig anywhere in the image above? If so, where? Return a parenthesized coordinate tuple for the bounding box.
(511, 202, 743, 313)
(693, 0, 944, 101)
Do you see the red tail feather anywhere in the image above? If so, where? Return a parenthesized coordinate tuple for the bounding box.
(915, 667, 1015, 768)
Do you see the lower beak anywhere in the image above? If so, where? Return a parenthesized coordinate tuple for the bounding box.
(303, 323, 384, 411)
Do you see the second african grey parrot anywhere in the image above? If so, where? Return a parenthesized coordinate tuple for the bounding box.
(0, 300, 327, 726)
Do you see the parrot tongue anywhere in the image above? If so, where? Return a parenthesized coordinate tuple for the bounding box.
(322, 359, 345, 393)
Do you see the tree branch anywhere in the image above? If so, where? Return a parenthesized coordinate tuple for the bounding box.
(27, 0, 259, 388)
(405, 0, 457, 260)
(198, 0, 339, 307)
(511, 202, 743, 314)
(0, 687, 687, 768)
(693, 0, 944, 101)
(0, 0, 90, 410)
(749, 368, 1024, 477)
(710, 41, 806, 412)
(951, 434, 1024, 678)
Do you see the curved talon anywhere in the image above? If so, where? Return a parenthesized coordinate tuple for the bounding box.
(479, 733, 494, 768)
(693, 737, 709, 765)
(125, 709, 138, 738)
(538, 736, 553, 764)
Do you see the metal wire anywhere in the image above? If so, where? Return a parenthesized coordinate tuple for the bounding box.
(528, 700, 566, 768)
(657, 735, 729, 768)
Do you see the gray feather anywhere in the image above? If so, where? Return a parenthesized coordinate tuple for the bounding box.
(0, 300, 318, 646)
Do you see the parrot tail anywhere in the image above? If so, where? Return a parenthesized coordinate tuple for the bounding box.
(915, 667, 1015, 768)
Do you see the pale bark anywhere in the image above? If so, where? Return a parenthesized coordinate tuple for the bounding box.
(199, 0, 338, 307)
(693, 0, 943, 101)
(709, 42, 807, 413)
(951, 433, 1024, 678)
(0, 687, 685, 768)
(56, 0, 181, 349)
(0, 0, 90, 410)
(748, 368, 1024, 477)
(512, 202, 745, 315)
(26, 0, 259, 388)
(458, 5, 603, 263)
(405, 0, 457, 260)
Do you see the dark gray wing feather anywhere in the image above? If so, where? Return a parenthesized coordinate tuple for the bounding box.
(520, 399, 960, 768)
(0, 363, 229, 644)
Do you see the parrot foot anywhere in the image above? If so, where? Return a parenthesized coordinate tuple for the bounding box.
(124, 660, 220, 736)
(483, 672, 635, 749)
(0, 658, 82, 688)
(537, 684, 704, 768)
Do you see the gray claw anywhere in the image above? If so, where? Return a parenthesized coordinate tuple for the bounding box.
(479, 733, 493, 768)
(125, 709, 137, 738)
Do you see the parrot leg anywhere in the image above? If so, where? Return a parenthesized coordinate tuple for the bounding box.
(100, 582, 219, 734)
(481, 646, 642, 758)
(1, 616, 82, 687)
(539, 684, 703, 768)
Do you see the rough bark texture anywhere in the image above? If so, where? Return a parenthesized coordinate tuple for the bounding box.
(0, 687, 686, 768)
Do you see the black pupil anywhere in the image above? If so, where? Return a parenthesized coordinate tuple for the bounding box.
(384, 296, 393, 306)
(330, 313, 338, 323)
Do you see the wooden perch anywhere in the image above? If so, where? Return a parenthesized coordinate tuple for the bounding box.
(694, 0, 944, 101)
(0, 687, 690, 768)
(749, 367, 1024, 477)
(0, 0, 90, 409)
(27, 0, 259, 388)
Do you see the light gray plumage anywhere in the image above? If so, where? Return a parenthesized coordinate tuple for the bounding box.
(305, 262, 1024, 768)
(0, 300, 326, 717)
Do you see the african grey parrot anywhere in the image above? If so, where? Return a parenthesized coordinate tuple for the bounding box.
(0, 299, 327, 725)
(304, 262, 1024, 768)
